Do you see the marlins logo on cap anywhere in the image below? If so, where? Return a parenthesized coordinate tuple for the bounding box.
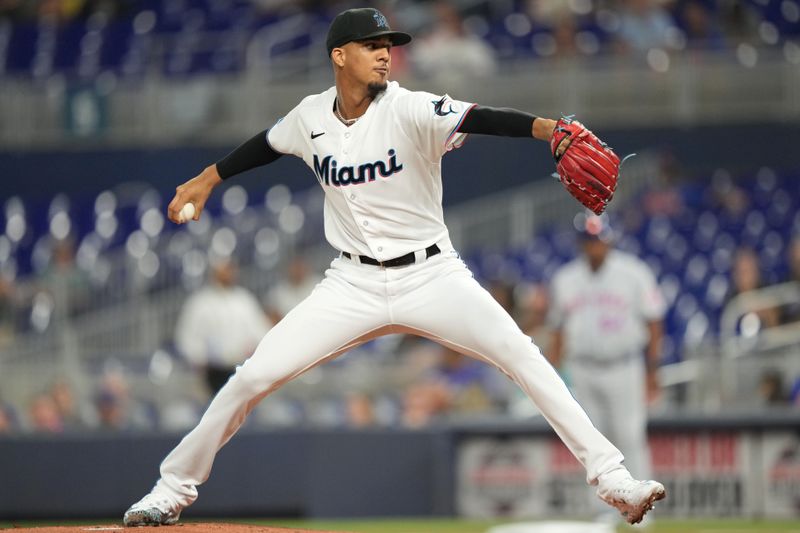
(326, 8, 412, 56)
(373, 10, 388, 28)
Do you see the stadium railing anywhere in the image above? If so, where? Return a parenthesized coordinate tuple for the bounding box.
(718, 281, 800, 405)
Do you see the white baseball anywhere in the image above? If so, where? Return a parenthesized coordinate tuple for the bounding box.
(178, 203, 196, 223)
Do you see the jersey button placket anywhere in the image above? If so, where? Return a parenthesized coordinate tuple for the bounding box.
(338, 129, 376, 255)
(341, 132, 350, 155)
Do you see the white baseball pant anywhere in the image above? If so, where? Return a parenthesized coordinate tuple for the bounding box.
(155, 246, 625, 507)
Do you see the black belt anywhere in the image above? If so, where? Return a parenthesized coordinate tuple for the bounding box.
(342, 244, 441, 268)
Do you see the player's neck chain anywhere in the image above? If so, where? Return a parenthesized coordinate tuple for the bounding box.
(334, 97, 359, 126)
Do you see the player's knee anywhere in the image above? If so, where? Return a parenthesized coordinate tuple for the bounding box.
(228, 363, 289, 397)
(489, 335, 546, 371)
(498, 334, 537, 359)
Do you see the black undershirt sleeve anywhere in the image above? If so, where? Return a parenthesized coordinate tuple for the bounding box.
(215, 129, 283, 180)
(457, 106, 537, 138)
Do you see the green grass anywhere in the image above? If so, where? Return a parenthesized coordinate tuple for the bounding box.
(2, 518, 799, 533)
(258, 518, 800, 533)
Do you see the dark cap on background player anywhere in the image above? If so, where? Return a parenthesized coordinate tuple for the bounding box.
(326, 8, 412, 56)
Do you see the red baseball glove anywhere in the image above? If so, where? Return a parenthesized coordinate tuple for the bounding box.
(550, 116, 620, 215)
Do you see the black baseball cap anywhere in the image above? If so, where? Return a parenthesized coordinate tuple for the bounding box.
(326, 8, 412, 56)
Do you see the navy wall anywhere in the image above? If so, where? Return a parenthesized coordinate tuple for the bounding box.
(2, 414, 799, 520)
(3, 122, 799, 206)
(0, 428, 451, 520)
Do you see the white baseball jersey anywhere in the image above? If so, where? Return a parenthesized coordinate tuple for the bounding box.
(550, 250, 665, 360)
(267, 81, 475, 260)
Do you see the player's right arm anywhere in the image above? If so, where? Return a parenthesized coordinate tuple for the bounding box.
(167, 129, 284, 224)
(167, 93, 313, 224)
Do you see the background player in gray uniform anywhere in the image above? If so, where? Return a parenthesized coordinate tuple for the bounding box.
(550, 214, 666, 521)
(123, 8, 665, 527)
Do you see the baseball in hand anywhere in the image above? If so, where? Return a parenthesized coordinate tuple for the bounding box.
(178, 203, 196, 223)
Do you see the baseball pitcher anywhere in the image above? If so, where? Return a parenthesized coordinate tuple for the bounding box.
(124, 7, 664, 527)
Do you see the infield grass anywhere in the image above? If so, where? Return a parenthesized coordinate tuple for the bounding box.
(1, 518, 799, 533)
(260, 518, 800, 533)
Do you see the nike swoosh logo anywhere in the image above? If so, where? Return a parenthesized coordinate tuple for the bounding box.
(311, 131, 325, 139)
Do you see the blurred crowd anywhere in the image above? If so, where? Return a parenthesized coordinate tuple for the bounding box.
(1, 0, 799, 429)
(0, 368, 158, 434)
(2, 168, 800, 436)
(0, 0, 797, 81)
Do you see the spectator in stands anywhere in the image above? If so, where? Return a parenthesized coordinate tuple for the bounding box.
(401, 345, 505, 428)
(94, 369, 157, 431)
(790, 377, 800, 406)
(0, 274, 18, 349)
(0, 0, 23, 21)
(176, 256, 272, 395)
(709, 171, 749, 219)
(516, 283, 551, 355)
(36, 0, 86, 24)
(718, 0, 762, 44)
(40, 238, 90, 320)
(0, 402, 18, 434)
(552, 14, 580, 58)
(401, 380, 450, 428)
(758, 369, 789, 407)
(526, 0, 580, 58)
(409, 0, 497, 80)
(614, 0, 680, 54)
(726, 247, 780, 328)
(95, 388, 126, 431)
(780, 236, 800, 324)
(438, 346, 501, 413)
(677, 0, 727, 50)
(265, 255, 321, 324)
(344, 391, 376, 428)
(49, 379, 91, 431)
(642, 151, 685, 217)
(27, 392, 64, 433)
(786, 237, 800, 284)
(548, 214, 665, 522)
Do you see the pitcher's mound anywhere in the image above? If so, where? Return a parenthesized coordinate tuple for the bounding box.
(6, 524, 348, 533)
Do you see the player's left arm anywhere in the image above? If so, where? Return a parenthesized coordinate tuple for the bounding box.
(459, 107, 621, 214)
(456, 106, 556, 141)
